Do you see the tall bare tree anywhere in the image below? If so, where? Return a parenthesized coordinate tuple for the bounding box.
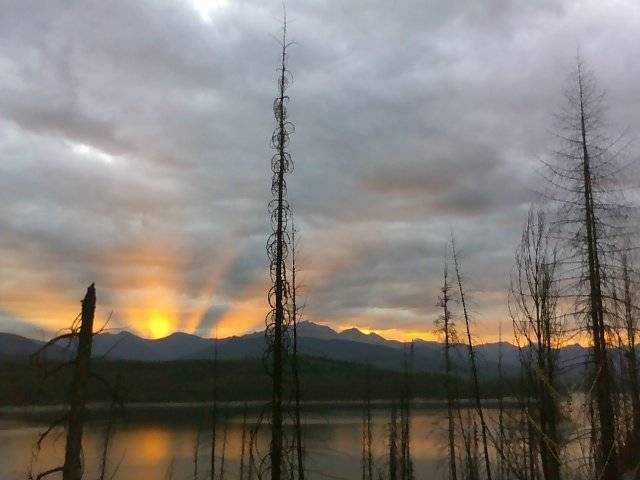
(543, 58, 632, 480)
(266, 12, 295, 480)
(399, 343, 414, 480)
(436, 256, 458, 480)
(290, 220, 305, 480)
(389, 402, 399, 480)
(240, 405, 249, 480)
(211, 331, 219, 480)
(496, 325, 505, 480)
(361, 365, 374, 480)
(451, 239, 493, 480)
(619, 251, 640, 471)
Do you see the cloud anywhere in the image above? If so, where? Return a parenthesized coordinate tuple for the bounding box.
(0, 0, 639, 339)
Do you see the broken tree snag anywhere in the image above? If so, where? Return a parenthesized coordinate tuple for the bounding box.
(63, 283, 96, 480)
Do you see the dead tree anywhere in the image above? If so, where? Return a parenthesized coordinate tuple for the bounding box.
(388, 402, 399, 480)
(399, 343, 414, 480)
(623, 252, 640, 442)
(362, 365, 374, 480)
(240, 405, 249, 480)
(165, 458, 176, 480)
(194, 424, 202, 480)
(62, 283, 96, 480)
(211, 333, 219, 480)
(619, 251, 640, 471)
(248, 421, 258, 480)
(266, 11, 295, 480)
(219, 420, 229, 480)
(98, 375, 124, 480)
(509, 209, 562, 480)
(290, 220, 305, 480)
(543, 58, 632, 480)
(451, 239, 493, 480)
(28, 284, 97, 480)
(437, 255, 458, 480)
(497, 326, 505, 480)
(460, 410, 480, 480)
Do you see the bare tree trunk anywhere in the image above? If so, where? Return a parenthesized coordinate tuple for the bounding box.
(62, 283, 96, 480)
(400, 343, 414, 480)
(240, 405, 248, 480)
(98, 375, 122, 480)
(389, 403, 399, 480)
(457, 406, 476, 480)
(267, 12, 294, 480)
(211, 335, 218, 480)
(248, 424, 257, 480)
(362, 411, 367, 480)
(438, 258, 458, 480)
(451, 240, 493, 480)
(510, 209, 562, 480)
(622, 253, 640, 446)
(194, 425, 202, 480)
(497, 326, 505, 480)
(219, 421, 228, 480)
(575, 62, 618, 480)
(362, 366, 374, 480)
(165, 458, 175, 480)
(290, 222, 305, 480)
(526, 387, 538, 480)
(98, 403, 114, 480)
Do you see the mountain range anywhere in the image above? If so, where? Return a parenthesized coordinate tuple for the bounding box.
(0, 321, 589, 377)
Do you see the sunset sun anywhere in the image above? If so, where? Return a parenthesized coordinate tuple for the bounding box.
(148, 312, 172, 339)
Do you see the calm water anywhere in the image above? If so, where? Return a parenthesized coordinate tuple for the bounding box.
(0, 405, 452, 480)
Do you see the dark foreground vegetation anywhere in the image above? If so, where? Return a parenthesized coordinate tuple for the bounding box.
(0, 356, 526, 406)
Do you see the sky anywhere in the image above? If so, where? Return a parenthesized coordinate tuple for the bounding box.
(1, 0, 639, 342)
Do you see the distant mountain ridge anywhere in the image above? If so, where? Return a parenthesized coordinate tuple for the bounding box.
(0, 321, 589, 376)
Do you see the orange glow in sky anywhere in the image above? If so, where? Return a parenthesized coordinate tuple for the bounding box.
(342, 325, 441, 343)
(147, 311, 174, 339)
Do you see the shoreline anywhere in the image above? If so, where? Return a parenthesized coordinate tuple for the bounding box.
(0, 397, 525, 416)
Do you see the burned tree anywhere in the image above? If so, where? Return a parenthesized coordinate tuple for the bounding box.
(619, 251, 640, 468)
(211, 333, 219, 480)
(436, 255, 458, 480)
(399, 343, 414, 480)
(361, 365, 374, 480)
(62, 283, 96, 480)
(509, 209, 563, 480)
(29, 284, 97, 480)
(388, 402, 399, 480)
(219, 420, 229, 480)
(496, 327, 505, 480)
(451, 239, 493, 480)
(194, 425, 202, 480)
(98, 375, 124, 480)
(265, 13, 295, 480)
(239, 405, 249, 480)
(290, 220, 305, 480)
(543, 58, 633, 480)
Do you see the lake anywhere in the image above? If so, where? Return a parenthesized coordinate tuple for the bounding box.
(0, 404, 452, 480)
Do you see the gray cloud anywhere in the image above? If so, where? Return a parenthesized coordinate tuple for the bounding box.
(0, 0, 639, 339)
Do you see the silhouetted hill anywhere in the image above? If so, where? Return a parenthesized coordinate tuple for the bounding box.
(92, 331, 212, 361)
(0, 322, 591, 377)
(0, 332, 70, 362)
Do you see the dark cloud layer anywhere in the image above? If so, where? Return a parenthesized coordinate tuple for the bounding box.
(1, 0, 639, 339)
